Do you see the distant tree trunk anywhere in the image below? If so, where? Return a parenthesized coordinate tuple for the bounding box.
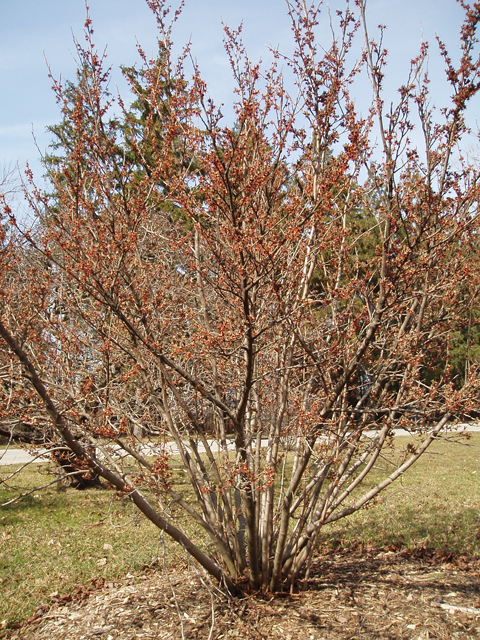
(0, 422, 103, 489)
(53, 447, 103, 489)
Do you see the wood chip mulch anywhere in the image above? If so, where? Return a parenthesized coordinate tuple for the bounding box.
(3, 546, 480, 639)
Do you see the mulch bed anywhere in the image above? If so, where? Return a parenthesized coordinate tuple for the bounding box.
(3, 546, 480, 639)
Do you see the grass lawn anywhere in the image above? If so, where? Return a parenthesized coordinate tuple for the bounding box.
(0, 433, 479, 630)
(0, 470, 168, 630)
(321, 432, 480, 553)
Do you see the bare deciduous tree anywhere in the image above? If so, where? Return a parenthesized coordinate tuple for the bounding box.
(1, 0, 480, 593)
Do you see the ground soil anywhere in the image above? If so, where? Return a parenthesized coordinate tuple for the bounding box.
(3, 546, 480, 639)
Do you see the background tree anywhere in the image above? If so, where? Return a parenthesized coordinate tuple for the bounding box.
(2, 0, 480, 593)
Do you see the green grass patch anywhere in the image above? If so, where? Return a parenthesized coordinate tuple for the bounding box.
(321, 432, 480, 554)
(0, 464, 184, 630)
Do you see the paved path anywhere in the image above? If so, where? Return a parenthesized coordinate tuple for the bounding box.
(1, 424, 480, 467)
(0, 448, 51, 466)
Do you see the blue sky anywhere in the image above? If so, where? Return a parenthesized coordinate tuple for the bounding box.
(0, 0, 477, 185)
